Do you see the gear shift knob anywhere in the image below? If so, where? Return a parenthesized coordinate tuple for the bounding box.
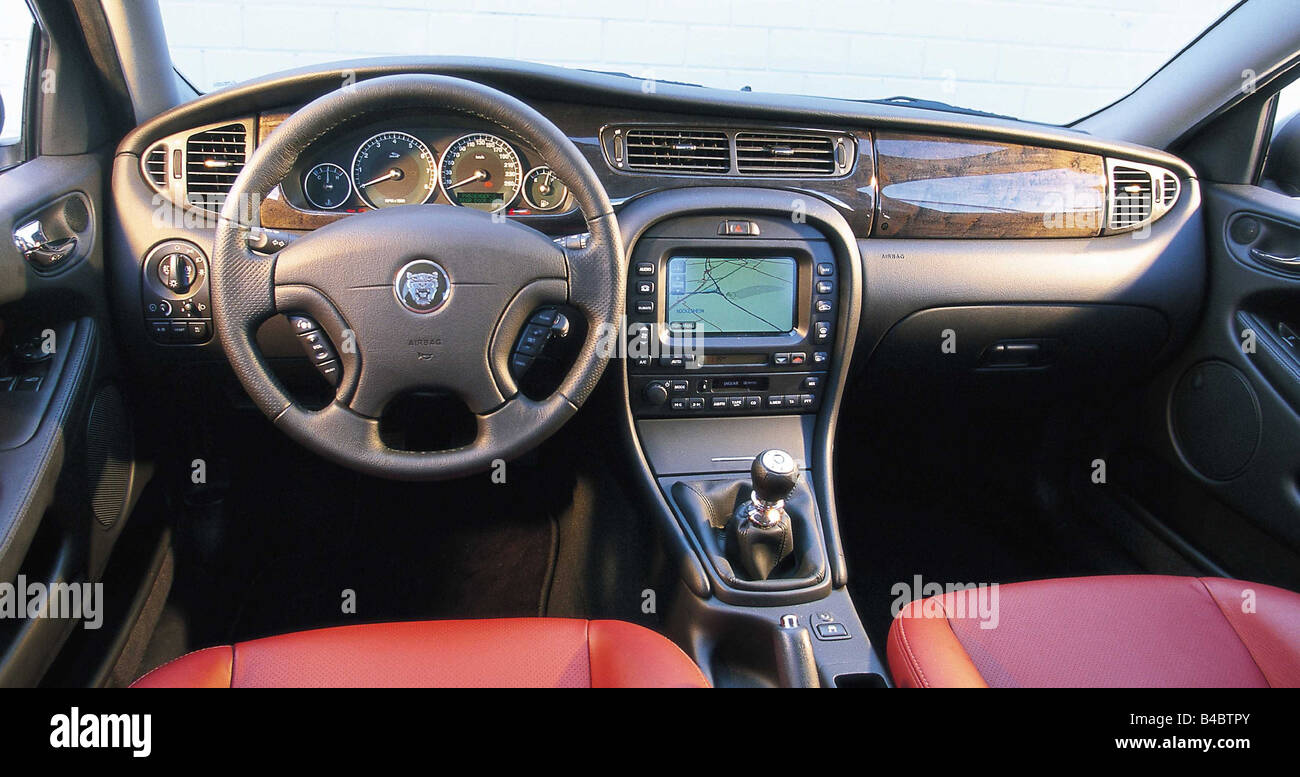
(751, 449, 800, 505)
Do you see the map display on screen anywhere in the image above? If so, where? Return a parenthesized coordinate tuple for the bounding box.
(664, 256, 797, 334)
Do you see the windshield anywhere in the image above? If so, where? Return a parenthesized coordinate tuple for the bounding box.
(158, 0, 1239, 125)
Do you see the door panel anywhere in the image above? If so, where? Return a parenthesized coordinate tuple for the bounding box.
(0, 1, 132, 685)
(1134, 181, 1300, 571)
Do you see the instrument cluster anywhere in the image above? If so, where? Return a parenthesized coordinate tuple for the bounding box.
(281, 122, 573, 217)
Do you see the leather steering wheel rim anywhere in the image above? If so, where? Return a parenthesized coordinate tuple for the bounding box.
(210, 74, 624, 480)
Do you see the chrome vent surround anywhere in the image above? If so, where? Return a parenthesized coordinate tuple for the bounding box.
(603, 126, 854, 177)
(1105, 159, 1180, 233)
(142, 144, 168, 189)
(735, 132, 837, 175)
(185, 123, 248, 212)
(623, 128, 729, 172)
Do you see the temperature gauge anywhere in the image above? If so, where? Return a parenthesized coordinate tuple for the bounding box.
(521, 166, 569, 212)
(302, 162, 352, 210)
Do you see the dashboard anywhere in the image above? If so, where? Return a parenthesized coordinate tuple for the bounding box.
(108, 58, 1206, 426)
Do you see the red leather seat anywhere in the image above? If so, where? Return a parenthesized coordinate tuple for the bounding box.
(131, 618, 709, 688)
(887, 575, 1300, 688)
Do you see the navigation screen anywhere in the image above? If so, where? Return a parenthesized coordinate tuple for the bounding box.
(664, 256, 797, 335)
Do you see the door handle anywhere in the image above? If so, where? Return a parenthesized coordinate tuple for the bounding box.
(13, 219, 77, 269)
(1249, 247, 1300, 272)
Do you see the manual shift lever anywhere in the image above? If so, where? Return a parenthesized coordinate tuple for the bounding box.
(726, 449, 800, 580)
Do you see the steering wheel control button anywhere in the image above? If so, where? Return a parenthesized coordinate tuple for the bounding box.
(394, 259, 452, 314)
(287, 315, 318, 334)
(316, 360, 341, 386)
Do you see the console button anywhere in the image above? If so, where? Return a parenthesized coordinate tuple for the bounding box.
(635, 300, 655, 315)
(773, 352, 789, 365)
(670, 380, 689, 393)
(688, 397, 705, 410)
(745, 395, 762, 408)
(186, 321, 210, 342)
(727, 396, 745, 409)
(635, 262, 655, 275)
(815, 299, 832, 313)
(803, 376, 821, 390)
(148, 320, 171, 341)
(813, 351, 829, 365)
(789, 352, 806, 365)
(784, 394, 803, 406)
(16, 375, 42, 392)
(659, 356, 685, 368)
(169, 322, 188, 341)
(816, 262, 835, 276)
(670, 397, 688, 411)
(816, 280, 833, 295)
(813, 321, 832, 343)
(0, 377, 13, 391)
(814, 622, 851, 641)
(636, 280, 655, 295)
(800, 394, 815, 408)
(766, 395, 785, 408)
(710, 396, 728, 410)
(719, 220, 758, 236)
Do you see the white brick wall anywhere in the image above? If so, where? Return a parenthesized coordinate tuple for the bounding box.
(0, 0, 34, 142)
(153, 0, 1238, 124)
(0, 0, 1247, 139)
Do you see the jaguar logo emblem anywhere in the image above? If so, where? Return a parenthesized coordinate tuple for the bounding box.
(394, 260, 451, 314)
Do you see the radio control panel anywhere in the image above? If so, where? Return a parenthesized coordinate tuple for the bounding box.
(626, 215, 838, 418)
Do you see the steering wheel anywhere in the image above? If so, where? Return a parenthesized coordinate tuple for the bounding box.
(210, 74, 624, 480)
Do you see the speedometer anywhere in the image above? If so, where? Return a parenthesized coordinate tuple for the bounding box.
(439, 133, 522, 213)
(351, 131, 437, 209)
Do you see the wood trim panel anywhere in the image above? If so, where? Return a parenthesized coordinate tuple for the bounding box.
(875, 132, 1106, 238)
(256, 112, 350, 230)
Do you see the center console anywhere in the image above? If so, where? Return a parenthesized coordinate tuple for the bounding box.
(616, 188, 888, 687)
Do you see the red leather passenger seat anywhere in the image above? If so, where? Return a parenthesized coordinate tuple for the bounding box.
(887, 575, 1300, 687)
(132, 618, 709, 688)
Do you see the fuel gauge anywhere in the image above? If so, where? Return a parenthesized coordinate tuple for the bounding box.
(521, 166, 569, 212)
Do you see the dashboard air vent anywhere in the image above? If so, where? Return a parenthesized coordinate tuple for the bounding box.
(1108, 165, 1153, 230)
(735, 132, 837, 175)
(624, 129, 729, 173)
(1158, 172, 1180, 207)
(143, 146, 168, 188)
(186, 123, 248, 211)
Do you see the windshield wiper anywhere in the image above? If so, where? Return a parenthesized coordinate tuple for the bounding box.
(861, 95, 1019, 121)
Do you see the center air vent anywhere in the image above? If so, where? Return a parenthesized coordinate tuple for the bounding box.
(623, 129, 729, 173)
(186, 123, 248, 211)
(736, 132, 839, 175)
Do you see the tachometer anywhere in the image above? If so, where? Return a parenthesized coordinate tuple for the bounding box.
(351, 131, 437, 209)
(439, 133, 521, 213)
(302, 162, 351, 210)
